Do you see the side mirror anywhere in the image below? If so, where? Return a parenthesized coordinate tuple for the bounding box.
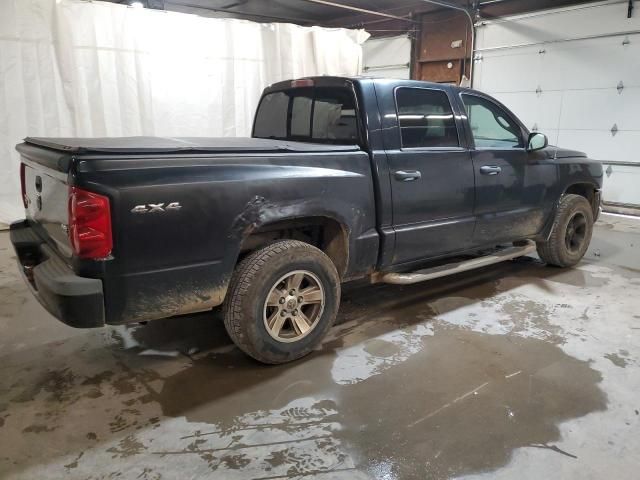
(527, 132, 548, 152)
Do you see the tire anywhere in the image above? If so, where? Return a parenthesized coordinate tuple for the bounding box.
(537, 194, 594, 268)
(223, 240, 340, 364)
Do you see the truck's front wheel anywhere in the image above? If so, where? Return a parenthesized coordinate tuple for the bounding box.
(537, 194, 594, 268)
(223, 240, 340, 364)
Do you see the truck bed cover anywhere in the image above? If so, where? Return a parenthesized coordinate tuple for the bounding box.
(24, 136, 360, 154)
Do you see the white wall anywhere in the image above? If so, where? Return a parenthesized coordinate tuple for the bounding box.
(0, 0, 369, 225)
(473, 0, 640, 207)
(363, 35, 411, 79)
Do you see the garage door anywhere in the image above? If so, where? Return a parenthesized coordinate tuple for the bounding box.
(363, 35, 411, 79)
(473, 0, 640, 209)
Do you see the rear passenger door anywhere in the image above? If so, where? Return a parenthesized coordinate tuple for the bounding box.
(380, 85, 476, 265)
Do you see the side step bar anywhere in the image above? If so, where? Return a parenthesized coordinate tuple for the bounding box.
(378, 241, 537, 285)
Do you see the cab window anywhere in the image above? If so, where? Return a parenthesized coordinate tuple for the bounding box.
(461, 94, 523, 148)
(395, 87, 459, 149)
(253, 87, 359, 145)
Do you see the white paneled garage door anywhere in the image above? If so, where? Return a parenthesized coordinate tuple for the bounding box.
(473, 0, 640, 209)
(363, 35, 411, 79)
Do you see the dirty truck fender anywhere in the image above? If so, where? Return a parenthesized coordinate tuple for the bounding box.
(540, 157, 603, 240)
(89, 152, 379, 324)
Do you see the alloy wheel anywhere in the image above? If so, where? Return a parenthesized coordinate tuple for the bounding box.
(263, 270, 325, 343)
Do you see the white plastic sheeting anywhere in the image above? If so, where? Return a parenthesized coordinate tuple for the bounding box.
(0, 0, 369, 225)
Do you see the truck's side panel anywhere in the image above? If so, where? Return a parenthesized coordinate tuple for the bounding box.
(72, 150, 377, 323)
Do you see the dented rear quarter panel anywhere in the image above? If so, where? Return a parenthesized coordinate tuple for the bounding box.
(71, 150, 378, 324)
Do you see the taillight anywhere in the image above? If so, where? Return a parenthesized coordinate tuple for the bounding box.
(68, 187, 113, 259)
(20, 163, 27, 208)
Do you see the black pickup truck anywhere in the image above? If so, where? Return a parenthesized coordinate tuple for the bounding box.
(11, 76, 603, 363)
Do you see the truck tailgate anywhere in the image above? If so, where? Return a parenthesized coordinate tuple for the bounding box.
(21, 158, 72, 260)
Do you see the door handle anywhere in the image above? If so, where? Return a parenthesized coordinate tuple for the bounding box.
(394, 170, 422, 182)
(480, 165, 502, 175)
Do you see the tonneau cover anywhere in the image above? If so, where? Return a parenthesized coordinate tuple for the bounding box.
(24, 136, 360, 154)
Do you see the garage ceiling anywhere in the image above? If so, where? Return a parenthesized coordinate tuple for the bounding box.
(107, 0, 598, 28)
(112, 0, 444, 24)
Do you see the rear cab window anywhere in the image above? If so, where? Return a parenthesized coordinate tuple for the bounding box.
(395, 87, 459, 149)
(253, 86, 359, 145)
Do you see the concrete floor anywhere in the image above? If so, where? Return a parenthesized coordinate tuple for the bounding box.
(1, 214, 639, 480)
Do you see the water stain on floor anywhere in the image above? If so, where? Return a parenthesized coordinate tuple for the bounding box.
(334, 329, 606, 479)
(604, 350, 631, 368)
(0, 240, 619, 480)
(151, 325, 606, 479)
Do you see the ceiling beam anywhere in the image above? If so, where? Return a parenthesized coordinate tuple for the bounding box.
(324, 1, 467, 28)
(296, 0, 417, 23)
(164, 0, 319, 23)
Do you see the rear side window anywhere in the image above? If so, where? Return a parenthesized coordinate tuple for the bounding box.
(395, 88, 459, 149)
(253, 87, 359, 144)
(461, 94, 523, 148)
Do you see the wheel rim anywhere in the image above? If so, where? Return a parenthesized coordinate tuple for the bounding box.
(263, 270, 325, 343)
(565, 212, 588, 254)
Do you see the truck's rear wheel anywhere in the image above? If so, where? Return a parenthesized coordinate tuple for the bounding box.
(223, 240, 340, 364)
(537, 194, 594, 268)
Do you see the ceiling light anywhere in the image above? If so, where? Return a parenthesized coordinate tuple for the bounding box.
(130, 1, 144, 8)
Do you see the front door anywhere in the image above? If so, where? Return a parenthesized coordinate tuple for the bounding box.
(384, 86, 476, 265)
(459, 93, 549, 244)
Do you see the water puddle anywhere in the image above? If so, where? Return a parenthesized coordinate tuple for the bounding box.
(0, 259, 612, 479)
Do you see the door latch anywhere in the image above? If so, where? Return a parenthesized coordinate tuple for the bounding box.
(394, 170, 422, 182)
(480, 165, 502, 175)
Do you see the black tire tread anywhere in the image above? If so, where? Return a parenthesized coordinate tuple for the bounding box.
(223, 240, 339, 363)
(537, 194, 593, 267)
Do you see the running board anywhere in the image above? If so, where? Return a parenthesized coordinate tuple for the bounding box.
(377, 241, 537, 285)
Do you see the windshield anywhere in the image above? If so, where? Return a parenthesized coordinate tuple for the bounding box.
(253, 86, 359, 145)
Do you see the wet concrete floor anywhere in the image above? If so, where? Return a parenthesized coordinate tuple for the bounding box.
(0, 213, 639, 479)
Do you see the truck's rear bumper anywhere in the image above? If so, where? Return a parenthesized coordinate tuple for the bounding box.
(10, 220, 105, 328)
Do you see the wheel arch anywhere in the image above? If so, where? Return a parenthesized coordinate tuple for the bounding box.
(238, 215, 350, 278)
(563, 182, 601, 218)
(540, 182, 601, 241)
